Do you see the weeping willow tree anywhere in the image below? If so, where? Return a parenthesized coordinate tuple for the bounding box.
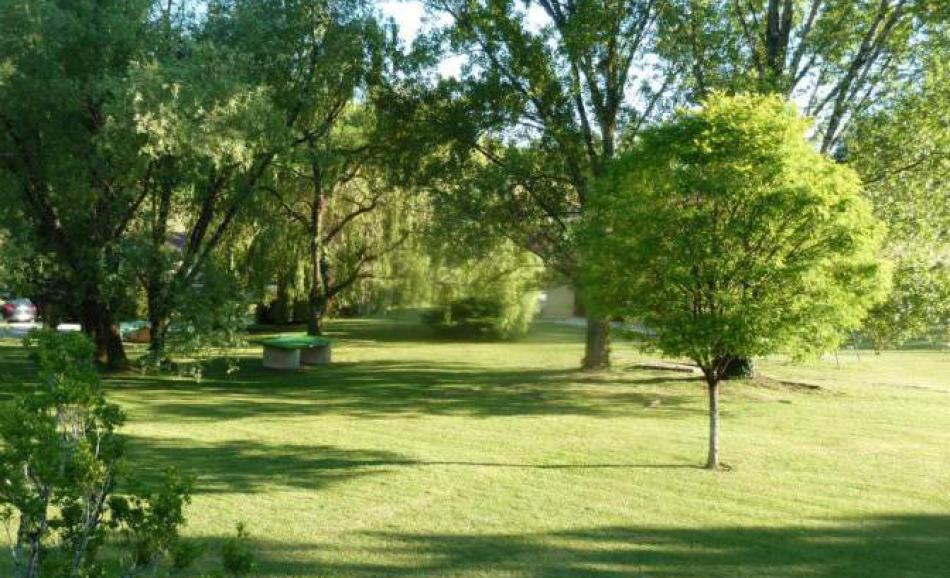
(245, 159, 424, 329)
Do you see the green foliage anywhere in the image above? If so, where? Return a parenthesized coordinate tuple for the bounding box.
(848, 37, 950, 348)
(160, 261, 250, 379)
(219, 522, 256, 577)
(425, 297, 508, 340)
(656, 0, 931, 152)
(582, 93, 889, 375)
(862, 259, 950, 350)
(169, 540, 205, 572)
(0, 0, 163, 366)
(421, 238, 541, 340)
(113, 469, 194, 573)
(0, 330, 193, 578)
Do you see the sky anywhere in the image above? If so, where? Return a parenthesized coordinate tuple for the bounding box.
(376, 0, 548, 78)
(377, 0, 428, 44)
(377, 0, 468, 77)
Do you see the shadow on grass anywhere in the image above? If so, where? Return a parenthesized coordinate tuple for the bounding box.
(125, 438, 407, 494)
(125, 437, 699, 495)
(108, 359, 703, 421)
(195, 514, 949, 577)
(3, 514, 943, 577)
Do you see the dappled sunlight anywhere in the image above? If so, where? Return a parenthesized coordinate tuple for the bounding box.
(2, 321, 948, 577)
(110, 355, 705, 421)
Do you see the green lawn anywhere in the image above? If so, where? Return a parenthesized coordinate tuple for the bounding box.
(2, 319, 949, 577)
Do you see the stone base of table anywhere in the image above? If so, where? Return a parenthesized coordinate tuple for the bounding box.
(262, 346, 301, 369)
(300, 344, 331, 365)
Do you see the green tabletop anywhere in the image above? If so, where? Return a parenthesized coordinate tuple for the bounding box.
(255, 335, 332, 350)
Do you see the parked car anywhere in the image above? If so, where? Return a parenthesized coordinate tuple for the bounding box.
(3, 298, 37, 323)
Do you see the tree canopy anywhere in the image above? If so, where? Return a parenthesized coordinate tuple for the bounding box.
(582, 93, 889, 467)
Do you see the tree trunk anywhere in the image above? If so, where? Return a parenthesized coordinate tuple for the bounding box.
(705, 378, 720, 469)
(306, 228, 323, 336)
(13, 510, 30, 578)
(718, 355, 755, 379)
(81, 299, 128, 370)
(581, 316, 611, 370)
(147, 313, 169, 364)
(40, 300, 62, 330)
(145, 279, 171, 364)
(105, 322, 127, 371)
(271, 276, 291, 325)
(307, 292, 326, 336)
(306, 168, 326, 336)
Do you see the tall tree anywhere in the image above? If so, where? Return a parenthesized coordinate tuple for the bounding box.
(264, 113, 416, 334)
(0, 0, 159, 368)
(124, 13, 292, 361)
(205, 0, 410, 337)
(659, 0, 938, 152)
(847, 30, 950, 347)
(426, 0, 672, 369)
(655, 0, 941, 374)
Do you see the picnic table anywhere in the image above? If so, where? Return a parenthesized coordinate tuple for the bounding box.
(257, 335, 332, 369)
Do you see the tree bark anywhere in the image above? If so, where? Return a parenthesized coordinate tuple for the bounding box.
(145, 275, 171, 364)
(306, 204, 326, 336)
(705, 378, 721, 469)
(308, 294, 328, 336)
(270, 275, 290, 325)
(581, 316, 611, 370)
(81, 298, 127, 371)
(306, 158, 327, 336)
(147, 312, 169, 364)
(306, 247, 323, 336)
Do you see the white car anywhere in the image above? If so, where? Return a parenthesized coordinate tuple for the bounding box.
(5, 298, 37, 323)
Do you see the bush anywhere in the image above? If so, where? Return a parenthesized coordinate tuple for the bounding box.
(220, 522, 256, 576)
(0, 330, 193, 578)
(170, 540, 205, 572)
(425, 297, 516, 340)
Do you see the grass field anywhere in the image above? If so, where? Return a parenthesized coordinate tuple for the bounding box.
(2, 319, 949, 577)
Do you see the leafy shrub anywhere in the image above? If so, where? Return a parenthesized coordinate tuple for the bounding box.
(425, 296, 527, 340)
(420, 238, 541, 340)
(170, 539, 205, 572)
(220, 522, 256, 576)
(157, 261, 249, 379)
(0, 330, 193, 578)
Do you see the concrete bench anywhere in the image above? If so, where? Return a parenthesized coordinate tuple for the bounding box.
(257, 335, 332, 369)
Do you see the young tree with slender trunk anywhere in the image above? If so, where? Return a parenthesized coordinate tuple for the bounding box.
(654, 0, 935, 375)
(582, 94, 888, 468)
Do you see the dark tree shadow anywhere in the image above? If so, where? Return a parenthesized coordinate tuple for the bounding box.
(106, 359, 704, 421)
(83, 514, 945, 577)
(124, 436, 698, 495)
(263, 515, 948, 577)
(123, 437, 409, 494)
(2, 511, 945, 577)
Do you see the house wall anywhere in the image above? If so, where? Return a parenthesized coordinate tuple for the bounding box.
(538, 285, 576, 320)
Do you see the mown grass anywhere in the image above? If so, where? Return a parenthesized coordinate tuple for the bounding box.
(1, 319, 948, 577)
